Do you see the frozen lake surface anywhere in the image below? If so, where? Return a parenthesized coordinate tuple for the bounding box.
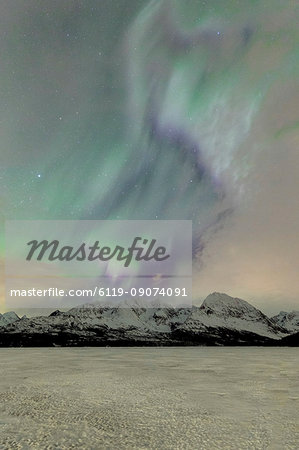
(0, 347, 298, 449)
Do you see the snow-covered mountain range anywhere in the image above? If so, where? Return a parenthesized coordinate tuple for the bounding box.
(0, 292, 298, 346)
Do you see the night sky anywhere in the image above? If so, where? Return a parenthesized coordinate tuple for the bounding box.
(1, 0, 298, 314)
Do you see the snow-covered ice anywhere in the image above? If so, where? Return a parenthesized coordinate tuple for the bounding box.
(0, 347, 298, 449)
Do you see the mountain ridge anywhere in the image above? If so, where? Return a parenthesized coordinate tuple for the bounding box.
(0, 292, 297, 346)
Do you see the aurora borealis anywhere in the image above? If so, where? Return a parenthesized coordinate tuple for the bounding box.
(1, 0, 298, 313)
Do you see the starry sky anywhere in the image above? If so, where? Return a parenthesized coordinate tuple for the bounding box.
(0, 0, 298, 314)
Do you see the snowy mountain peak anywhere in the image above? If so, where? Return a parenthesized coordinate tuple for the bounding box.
(0, 311, 20, 328)
(271, 310, 299, 334)
(201, 292, 258, 316)
(191, 292, 287, 338)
